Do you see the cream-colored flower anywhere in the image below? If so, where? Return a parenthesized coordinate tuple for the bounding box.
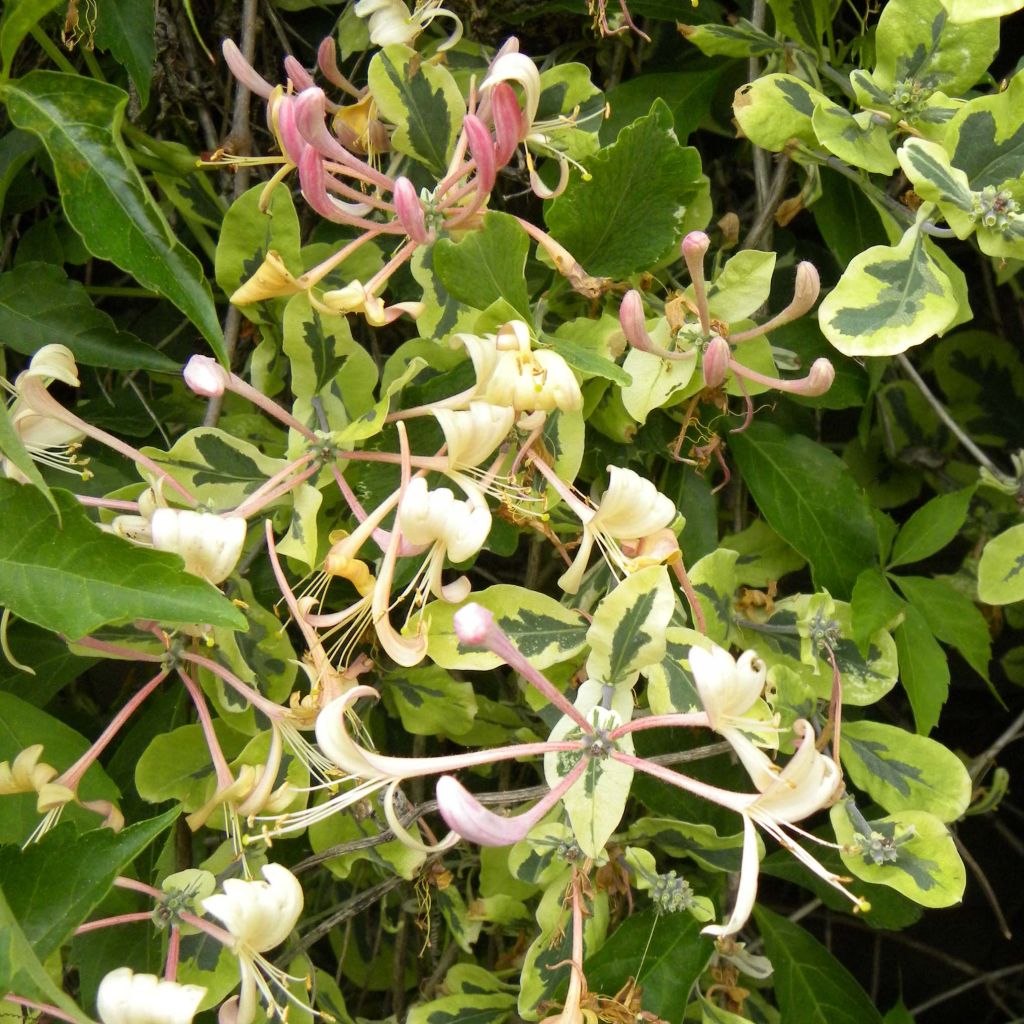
(354, 0, 462, 49)
(202, 864, 306, 1024)
(1, 344, 87, 482)
(0, 744, 57, 795)
(558, 466, 676, 594)
(96, 968, 206, 1024)
(434, 401, 515, 471)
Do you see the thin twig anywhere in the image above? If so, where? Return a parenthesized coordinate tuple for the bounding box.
(953, 832, 1013, 941)
(909, 962, 1024, 1016)
(741, 156, 791, 250)
(969, 704, 1024, 782)
(897, 353, 1013, 485)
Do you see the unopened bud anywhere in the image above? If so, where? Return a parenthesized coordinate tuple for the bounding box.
(490, 82, 527, 167)
(619, 290, 654, 352)
(682, 232, 712, 333)
(702, 335, 731, 388)
(453, 603, 494, 646)
(393, 176, 431, 244)
(183, 355, 228, 398)
(801, 357, 835, 396)
(462, 114, 497, 194)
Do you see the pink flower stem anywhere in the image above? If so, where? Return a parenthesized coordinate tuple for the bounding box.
(230, 451, 317, 519)
(180, 651, 283, 722)
(337, 449, 449, 471)
(176, 667, 235, 789)
(612, 751, 750, 813)
(303, 228, 387, 287)
(671, 558, 707, 634)
(165, 925, 181, 982)
(264, 519, 322, 656)
(75, 911, 155, 935)
(526, 452, 593, 522)
(19, 378, 198, 506)
(76, 495, 141, 511)
(609, 711, 710, 740)
(230, 458, 321, 519)
(73, 636, 164, 662)
(365, 238, 420, 295)
(58, 670, 169, 790)
(226, 373, 318, 441)
(112, 879, 237, 946)
(2, 996, 80, 1024)
(115, 876, 162, 898)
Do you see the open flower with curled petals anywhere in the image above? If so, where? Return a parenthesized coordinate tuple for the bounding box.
(397, 477, 492, 602)
(557, 466, 676, 594)
(110, 508, 246, 585)
(354, 0, 462, 50)
(318, 279, 425, 326)
(434, 401, 515, 472)
(1, 344, 89, 482)
(96, 968, 206, 1024)
(689, 644, 779, 777)
(202, 864, 307, 1024)
(703, 719, 858, 937)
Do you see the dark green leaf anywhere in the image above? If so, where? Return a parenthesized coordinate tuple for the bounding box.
(0, 883, 89, 1024)
(0, 263, 179, 372)
(433, 212, 530, 318)
(888, 486, 974, 568)
(813, 168, 889, 270)
(730, 421, 879, 598)
(94, 0, 155, 106)
(5, 72, 224, 361)
(851, 568, 905, 651)
(0, 809, 178, 960)
(540, 331, 631, 386)
(585, 909, 713, 1019)
(0, 0, 63, 74)
(546, 100, 705, 278)
(754, 906, 884, 1024)
(892, 574, 991, 681)
(894, 603, 949, 734)
(0, 481, 246, 637)
(0, 129, 41, 217)
(0, 392, 58, 515)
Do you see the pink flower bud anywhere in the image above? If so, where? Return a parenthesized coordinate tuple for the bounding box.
(702, 335, 731, 388)
(490, 82, 527, 167)
(283, 55, 314, 93)
(453, 603, 494, 646)
(619, 290, 655, 352)
(222, 39, 273, 99)
(275, 95, 308, 165)
(681, 230, 711, 263)
(393, 176, 431, 244)
(792, 261, 821, 314)
(436, 775, 550, 846)
(462, 114, 497, 194)
(183, 355, 228, 397)
(801, 357, 835, 396)
(681, 231, 712, 334)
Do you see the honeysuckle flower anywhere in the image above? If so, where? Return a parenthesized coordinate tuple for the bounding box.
(434, 401, 515, 471)
(397, 476, 492, 601)
(319, 278, 425, 325)
(689, 644, 779, 779)
(557, 466, 676, 594)
(202, 864, 306, 1024)
(701, 335, 731, 388)
(0, 744, 57, 795)
(183, 354, 229, 398)
(229, 250, 305, 306)
(111, 509, 246, 585)
(96, 968, 206, 1024)
(1, 343, 88, 482)
(354, 0, 463, 50)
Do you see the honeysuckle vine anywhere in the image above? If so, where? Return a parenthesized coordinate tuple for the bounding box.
(2, 0, 1015, 1020)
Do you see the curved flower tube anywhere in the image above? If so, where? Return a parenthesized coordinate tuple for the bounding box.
(96, 968, 206, 1024)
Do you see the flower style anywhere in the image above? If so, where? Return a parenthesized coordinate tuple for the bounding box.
(202, 863, 306, 1024)
(556, 466, 676, 594)
(96, 968, 206, 1024)
(1, 344, 87, 482)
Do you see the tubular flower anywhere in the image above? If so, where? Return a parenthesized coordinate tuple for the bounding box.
(558, 466, 676, 594)
(111, 509, 247, 585)
(451, 322, 583, 414)
(202, 864, 307, 1024)
(689, 644, 779, 779)
(96, 968, 206, 1024)
(705, 719, 860, 938)
(319, 279, 425, 326)
(397, 476, 492, 602)
(434, 401, 515, 472)
(1, 343, 88, 481)
(354, 0, 462, 50)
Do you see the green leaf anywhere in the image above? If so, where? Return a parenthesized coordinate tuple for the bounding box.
(94, 0, 155, 106)
(0, 128, 41, 217)
(5, 72, 224, 361)
(892, 574, 991, 681)
(678, 19, 782, 58)
(367, 44, 464, 174)
(0, 394, 58, 515)
(818, 220, 962, 357)
(730, 421, 878, 599)
(621, 344, 697, 424)
(754, 906, 884, 1024)
(733, 73, 823, 152)
(546, 99, 705, 278)
(0, 262, 179, 372)
(704, 250, 777, 323)
(842, 720, 972, 822)
(432, 211, 531, 317)
(646, 628, 707, 716)
(405, 992, 515, 1024)
(851, 568, 905, 651)
(383, 665, 478, 739)
(0, 809, 177, 960)
(894, 603, 949, 734)
(813, 167, 890, 270)
(541, 329, 631, 387)
(812, 103, 898, 174)
(0, 883, 90, 1024)
(585, 909, 713, 1021)
(136, 723, 245, 807)
(0, 0, 63, 75)
(586, 566, 675, 684)
(721, 517, 806, 588)
(627, 816, 747, 873)
(417, 584, 589, 671)
(831, 804, 966, 907)
(0, 481, 246, 637)
(545, 683, 634, 858)
(888, 486, 974, 567)
(766, 0, 833, 49)
(943, 0, 1024, 19)
(978, 523, 1024, 605)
